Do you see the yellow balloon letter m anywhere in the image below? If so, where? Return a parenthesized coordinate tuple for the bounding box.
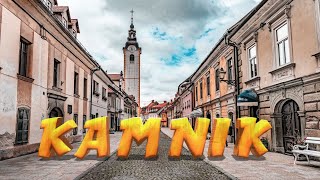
(117, 117, 161, 159)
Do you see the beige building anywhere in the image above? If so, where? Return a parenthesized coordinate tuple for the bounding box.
(233, 0, 320, 154)
(182, 0, 320, 153)
(0, 0, 101, 160)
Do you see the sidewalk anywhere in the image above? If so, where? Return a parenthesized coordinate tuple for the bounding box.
(161, 128, 320, 180)
(0, 132, 122, 180)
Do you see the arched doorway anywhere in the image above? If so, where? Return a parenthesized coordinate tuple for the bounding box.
(206, 111, 211, 133)
(49, 107, 63, 118)
(281, 100, 301, 154)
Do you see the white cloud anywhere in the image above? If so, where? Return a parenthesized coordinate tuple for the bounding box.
(58, 0, 261, 106)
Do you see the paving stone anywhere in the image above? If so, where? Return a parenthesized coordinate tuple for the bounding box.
(161, 128, 320, 180)
(78, 133, 231, 180)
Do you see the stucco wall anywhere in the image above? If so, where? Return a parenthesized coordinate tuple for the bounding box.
(0, 7, 20, 136)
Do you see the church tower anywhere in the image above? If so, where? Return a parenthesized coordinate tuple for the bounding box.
(123, 10, 141, 109)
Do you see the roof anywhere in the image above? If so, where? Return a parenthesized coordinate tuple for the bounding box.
(152, 102, 167, 109)
(52, 6, 71, 21)
(52, 6, 68, 13)
(108, 74, 122, 81)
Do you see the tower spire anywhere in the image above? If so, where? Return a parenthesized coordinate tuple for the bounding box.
(130, 9, 134, 29)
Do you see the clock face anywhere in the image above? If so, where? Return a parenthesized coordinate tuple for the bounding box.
(128, 45, 136, 52)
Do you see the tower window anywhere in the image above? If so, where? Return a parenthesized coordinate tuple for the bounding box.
(130, 54, 134, 63)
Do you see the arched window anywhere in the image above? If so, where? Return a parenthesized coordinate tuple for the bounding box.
(130, 54, 134, 63)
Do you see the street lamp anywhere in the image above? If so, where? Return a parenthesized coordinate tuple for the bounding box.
(219, 67, 237, 144)
(219, 67, 236, 86)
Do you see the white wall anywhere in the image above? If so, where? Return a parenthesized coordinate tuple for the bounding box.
(29, 32, 49, 144)
(0, 8, 20, 134)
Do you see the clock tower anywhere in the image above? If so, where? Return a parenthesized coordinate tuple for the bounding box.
(123, 9, 141, 110)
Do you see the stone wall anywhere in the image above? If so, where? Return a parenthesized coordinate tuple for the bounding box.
(303, 82, 320, 140)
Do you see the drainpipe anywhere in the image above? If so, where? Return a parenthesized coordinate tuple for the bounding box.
(90, 67, 101, 119)
(225, 34, 240, 144)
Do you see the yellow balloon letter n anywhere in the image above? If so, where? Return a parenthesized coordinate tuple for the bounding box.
(117, 117, 161, 159)
(169, 118, 210, 158)
(38, 118, 77, 158)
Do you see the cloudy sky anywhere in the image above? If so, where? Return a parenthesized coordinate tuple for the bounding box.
(59, 0, 261, 106)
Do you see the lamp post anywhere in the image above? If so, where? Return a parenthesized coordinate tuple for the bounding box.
(219, 67, 237, 144)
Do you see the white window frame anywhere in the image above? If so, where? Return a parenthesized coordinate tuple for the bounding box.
(271, 16, 293, 69)
(247, 44, 258, 78)
(315, 0, 320, 50)
(275, 22, 290, 66)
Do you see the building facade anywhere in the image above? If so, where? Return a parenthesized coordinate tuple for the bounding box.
(174, 0, 320, 153)
(0, 0, 99, 159)
(233, 0, 320, 154)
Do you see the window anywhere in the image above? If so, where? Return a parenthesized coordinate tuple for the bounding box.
(130, 54, 134, 63)
(207, 76, 210, 96)
(73, 114, 78, 135)
(46, 0, 52, 10)
(62, 17, 68, 28)
(102, 87, 107, 99)
(16, 108, 30, 145)
(195, 86, 198, 101)
(276, 23, 290, 66)
(227, 58, 233, 80)
(53, 59, 60, 87)
(215, 69, 220, 91)
(200, 81, 203, 99)
(74, 72, 79, 95)
(84, 78, 87, 98)
(93, 80, 99, 94)
(83, 115, 87, 134)
(19, 39, 29, 77)
(248, 45, 258, 78)
(96, 113, 99, 118)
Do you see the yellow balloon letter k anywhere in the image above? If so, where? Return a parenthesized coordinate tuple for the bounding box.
(234, 117, 272, 158)
(38, 118, 77, 158)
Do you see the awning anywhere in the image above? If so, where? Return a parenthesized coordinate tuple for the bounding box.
(237, 89, 258, 107)
(190, 109, 203, 118)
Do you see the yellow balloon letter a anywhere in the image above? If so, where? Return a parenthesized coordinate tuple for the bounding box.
(74, 117, 110, 159)
(117, 117, 161, 159)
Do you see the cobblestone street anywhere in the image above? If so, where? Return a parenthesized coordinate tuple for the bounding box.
(78, 133, 232, 180)
(0, 132, 122, 180)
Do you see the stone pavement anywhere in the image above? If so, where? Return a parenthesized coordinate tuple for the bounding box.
(78, 132, 232, 180)
(161, 128, 320, 180)
(0, 132, 122, 180)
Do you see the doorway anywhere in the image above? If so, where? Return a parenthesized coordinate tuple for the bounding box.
(206, 111, 211, 133)
(281, 100, 301, 154)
